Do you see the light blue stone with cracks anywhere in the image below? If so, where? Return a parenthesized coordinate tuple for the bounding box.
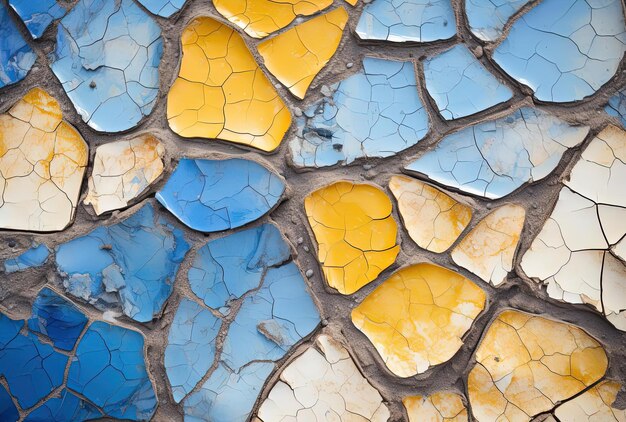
(24, 389, 102, 422)
(8, 0, 66, 39)
(4, 244, 50, 274)
(465, 0, 531, 42)
(136, 0, 187, 17)
(606, 88, 626, 129)
(0, 2, 36, 88)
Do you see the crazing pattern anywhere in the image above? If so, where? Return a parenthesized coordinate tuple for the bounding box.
(403, 391, 468, 422)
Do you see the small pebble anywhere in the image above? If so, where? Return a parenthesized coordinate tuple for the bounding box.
(303, 245, 310, 252)
(321, 85, 333, 97)
(293, 107, 303, 117)
(363, 164, 373, 170)
(473, 46, 484, 58)
(305, 269, 314, 278)
(297, 237, 304, 244)
(89, 80, 97, 89)
(346, 62, 353, 69)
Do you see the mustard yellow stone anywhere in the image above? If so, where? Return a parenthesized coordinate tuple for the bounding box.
(0, 88, 88, 232)
(389, 175, 472, 253)
(304, 181, 399, 295)
(213, 0, 333, 38)
(345, 0, 358, 5)
(351, 263, 486, 377)
(468, 310, 608, 422)
(554, 380, 626, 421)
(167, 17, 291, 152)
(258, 7, 348, 99)
(404, 392, 468, 422)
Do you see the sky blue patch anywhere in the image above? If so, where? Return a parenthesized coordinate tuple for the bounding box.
(606, 88, 626, 128)
(423, 45, 512, 120)
(136, 0, 186, 17)
(0, 385, 18, 422)
(23, 389, 102, 422)
(290, 57, 429, 167)
(55, 203, 190, 323)
(0, 2, 36, 88)
(68, 321, 157, 420)
(465, 0, 530, 42)
(493, 0, 626, 103)
(49, 0, 163, 132)
(157, 159, 285, 232)
(8, 0, 66, 39)
(356, 0, 455, 43)
(4, 244, 50, 273)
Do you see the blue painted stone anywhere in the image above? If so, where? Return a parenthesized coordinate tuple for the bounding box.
(0, 385, 18, 422)
(24, 389, 102, 421)
(493, 0, 626, 103)
(136, 0, 186, 17)
(157, 159, 285, 232)
(290, 57, 429, 167)
(68, 321, 157, 420)
(4, 244, 50, 273)
(50, 0, 163, 132)
(423, 45, 512, 120)
(8, 0, 66, 39)
(55, 203, 190, 322)
(28, 287, 88, 351)
(465, 0, 531, 42)
(0, 2, 36, 88)
(606, 88, 626, 128)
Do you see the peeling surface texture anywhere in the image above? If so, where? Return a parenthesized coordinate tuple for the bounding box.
(493, 0, 626, 103)
(465, 0, 531, 42)
(8, 0, 66, 39)
(606, 87, 626, 128)
(468, 310, 608, 421)
(0, 1, 35, 88)
(156, 158, 285, 232)
(352, 263, 486, 377)
(0, 88, 88, 232)
(289, 57, 429, 168)
(305, 181, 399, 295)
(521, 125, 626, 330)
(4, 244, 50, 273)
(50, 0, 163, 132)
(167, 17, 291, 152)
(257, 7, 348, 99)
(423, 45, 513, 120)
(24, 388, 102, 421)
(136, 0, 186, 17)
(405, 107, 589, 199)
(257, 334, 390, 421)
(55, 203, 190, 322)
(355, 0, 456, 43)
(404, 391, 468, 422)
(451, 204, 525, 286)
(213, 0, 333, 38)
(84, 135, 165, 215)
(553, 380, 626, 421)
(389, 175, 472, 253)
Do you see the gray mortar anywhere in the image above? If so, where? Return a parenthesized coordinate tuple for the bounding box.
(1, 0, 626, 420)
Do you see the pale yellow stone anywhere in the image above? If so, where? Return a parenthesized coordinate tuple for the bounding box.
(554, 380, 626, 422)
(404, 392, 468, 422)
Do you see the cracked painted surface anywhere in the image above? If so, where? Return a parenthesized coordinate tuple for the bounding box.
(606, 87, 626, 128)
(0, 1, 35, 88)
(404, 391, 468, 422)
(8, 0, 66, 39)
(465, 0, 531, 42)
(0, 385, 17, 422)
(136, 0, 187, 17)
(552, 380, 626, 421)
(24, 388, 102, 421)
(4, 244, 50, 273)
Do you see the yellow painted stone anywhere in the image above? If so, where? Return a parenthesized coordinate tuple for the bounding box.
(167, 17, 291, 152)
(468, 310, 608, 421)
(345, 0, 358, 5)
(213, 0, 333, 38)
(554, 380, 626, 421)
(351, 263, 486, 377)
(304, 181, 399, 295)
(258, 7, 348, 99)
(404, 392, 468, 422)
(0, 88, 88, 232)
(389, 175, 472, 253)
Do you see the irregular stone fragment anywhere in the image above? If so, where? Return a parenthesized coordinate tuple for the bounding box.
(0, 88, 88, 232)
(4, 244, 50, 273)
(0, 385, 17, 422)
(521, 125, 626, 330)
(423, 45, 513, 120)
(553, 380, 626, 421)
(305, 181, 399, 295)
(389, 175, 471, 253)
(451, 204, 525, 286)
(290, 57, 429, 167)
(8, 0, 66, 39)
(55, 203, 190, 322)
(213, 0, 333, 38)
(167, 17, 291, 152)
(465, 0, 531, 42)
(257, 334, 390, 421)
(50, 0, 163, 132)
(84, 135, 165, 215)
(352, 263, 486, 377)
(405, 107, 589, 199)
(493, 0, 626, 103)
(24, 389, 102, 421)
(257, 7, 348, 99)
(606, 88, 626, 129)
(404, 392, 468, 422)
(157, 158, 285, 233)
(0, 2, 35, 88)
(468, 310, 608, 421)
(355, 0, 456, 43)
(136, 0, 186, 17)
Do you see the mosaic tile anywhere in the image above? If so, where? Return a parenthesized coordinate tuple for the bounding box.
(352, 263, 486, 377)
(8, 0, 66, 39)
(405, 107, 589, 199)
(0, 385, 17, 422)
(404, 392, 468, 422)
(355, 0, 456, 43)
(493, 0, 626, 103)
(136, 0, 186, 17)
(423, 45, 512, 120)
(606, 87, 626, 129)
(257, 7, 348, 99)
(389, 175, 472, 253)
(0, 2, 35, 88)
(305, 181, 399, 295)
(521, 125, 626, 330)
(50, 0, 163, 132)
(553, 380, 626, 421)
(290, 57, 429, 168)
(468, 310, 608, 421)
(156, 158, 285, 233)
(0, 88, 88, 232)
(4, 244, 50, 273)
(167, 17, 291, 152)
(55, 203, 190, 322)
(451, 204, 525, 286)
(84, 135, 165, 215)
(24, 389, 102, 421)
(465, 0, 531, 42)
(256, 334, 390, 421)
(213, 0, 333, 38)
